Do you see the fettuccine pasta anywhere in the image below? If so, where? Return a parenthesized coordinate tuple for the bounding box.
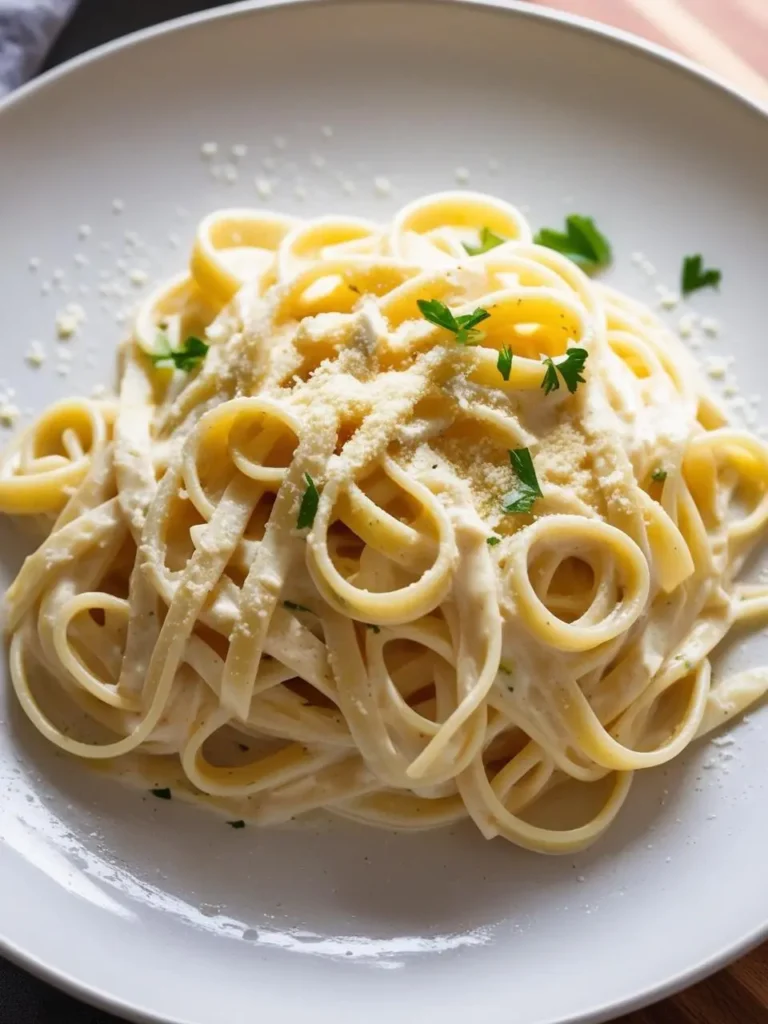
(3, 191, 767, 853)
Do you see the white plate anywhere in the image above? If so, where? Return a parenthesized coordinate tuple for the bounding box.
(1, 2, 767, 1022)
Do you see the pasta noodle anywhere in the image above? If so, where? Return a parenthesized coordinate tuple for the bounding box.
(3, 191, 767, 853)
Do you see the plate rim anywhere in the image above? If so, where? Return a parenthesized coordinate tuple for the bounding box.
(4, 0, 768, 125)
(0, 1, 766, 1022)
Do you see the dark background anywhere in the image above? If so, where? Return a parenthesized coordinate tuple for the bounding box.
(7, 5, 235, 1020)
(43, 0, 231, 70)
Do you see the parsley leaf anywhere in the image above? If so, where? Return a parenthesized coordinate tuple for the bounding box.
(534, 215, 611, 272)
(541, 348, 589, 395)
(417, 298, 456, 332)
(151, 334, 209, 372)
(227, 820, 246, 829)
(463, 226, 506, 257)
(454, 309, 491, 345)
(502, 448, 542, 514)
(486, 536, 501, 547)
(681, 255, 721, 297)
(651, 467, 667, 483)
(541, 358, 560, 396)
(283, 600, 312, 613)
(150, 787, 172, 800)
(497, 345, 513, 382)
(365, 623, 381, 633)
(556, 348, 589, 393)
(297, 473, 320, 530)
(417, 298, 490, 345)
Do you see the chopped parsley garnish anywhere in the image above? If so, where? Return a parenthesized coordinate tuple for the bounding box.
(365, 623, 381, 633)
(499, 662, 514, 675)
(283, 600, 311, 613)
(651, 467, 668, 483)
(541, 348, 589, 395)
(497, 345, 513, 382)
(151, 333, 209, 372)
(227, 820, 246, 829)
(463, 226, 506, 257)
(541, 359, 559, 396)
(150, 787, 172, 800)
(297, 473, 320, 529)
(534, 215, 611, 272)
(417, 298, 490, 345)
(502, 448, 542, 514)
(681, 255, 721, 297)
(486, 536, 501, 547)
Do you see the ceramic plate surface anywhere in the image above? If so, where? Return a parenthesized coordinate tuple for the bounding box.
(1, 2, 767, 1022)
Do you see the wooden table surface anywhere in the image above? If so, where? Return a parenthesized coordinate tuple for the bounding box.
(10, 2, 768, 1023)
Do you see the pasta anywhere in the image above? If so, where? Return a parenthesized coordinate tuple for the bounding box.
(3, 190, 768, 853)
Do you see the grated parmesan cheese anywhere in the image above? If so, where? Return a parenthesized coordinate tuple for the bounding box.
(704, 355, 731, 380)
(129, 268, 149, 287)
(677, 312, 697, 338)
(25, 341, 46, 368)
(0, 401, 19, 427)
(655, 285, 679, 310)
(55, 302, 86, 339)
